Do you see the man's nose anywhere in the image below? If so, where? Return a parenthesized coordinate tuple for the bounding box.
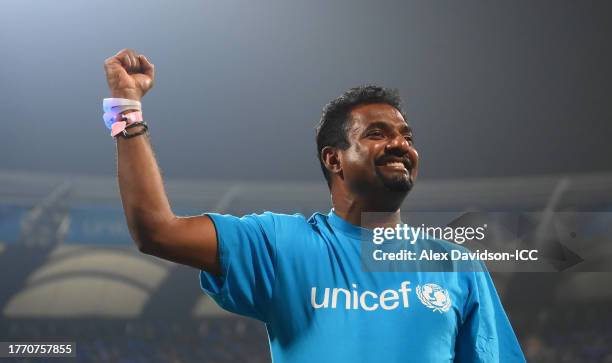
(385, 134, 411, 155)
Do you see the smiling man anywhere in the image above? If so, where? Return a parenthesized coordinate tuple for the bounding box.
(105, 48, 525, 362)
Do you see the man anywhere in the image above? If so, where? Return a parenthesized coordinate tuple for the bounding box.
(104, 48, 525, 362)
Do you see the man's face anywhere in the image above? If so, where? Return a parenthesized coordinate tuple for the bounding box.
(338, 103, 419, 195)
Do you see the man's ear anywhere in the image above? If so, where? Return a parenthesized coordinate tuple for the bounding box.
(321, 146, 342, 175)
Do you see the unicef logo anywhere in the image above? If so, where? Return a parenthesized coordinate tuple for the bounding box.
(416, 283, 452, 313)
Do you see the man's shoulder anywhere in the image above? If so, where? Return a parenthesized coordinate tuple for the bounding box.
(266, 211, 330, 230)
(228, 210, 329, 231)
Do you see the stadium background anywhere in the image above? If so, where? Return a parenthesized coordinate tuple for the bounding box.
(2, 171, 612, 362)
(1, 1, 612, 362)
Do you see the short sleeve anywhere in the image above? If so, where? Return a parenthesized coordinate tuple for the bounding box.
(454, 267, 526, 363)
(199, 212, 277, 322)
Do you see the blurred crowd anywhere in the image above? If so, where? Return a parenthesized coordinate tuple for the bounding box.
(522, 303, 612, 363)
(2, 303, 612, 362)
(2, 318, 269, 363)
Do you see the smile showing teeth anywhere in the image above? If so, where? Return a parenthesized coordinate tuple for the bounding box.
(384, 162, 406, 170)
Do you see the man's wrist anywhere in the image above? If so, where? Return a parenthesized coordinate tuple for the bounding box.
(110, 90, 142, 102)
(115, 121, 149, 140)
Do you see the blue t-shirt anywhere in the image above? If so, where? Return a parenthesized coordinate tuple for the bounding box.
(200, 210, 525, 363)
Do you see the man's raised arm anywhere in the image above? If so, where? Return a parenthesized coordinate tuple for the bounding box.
(104, 48, 220, 274)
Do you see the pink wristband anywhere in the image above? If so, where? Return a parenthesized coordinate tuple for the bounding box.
(110, 111, 144, 137)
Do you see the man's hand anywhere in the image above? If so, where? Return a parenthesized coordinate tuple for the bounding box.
(104, 48, 154, 101)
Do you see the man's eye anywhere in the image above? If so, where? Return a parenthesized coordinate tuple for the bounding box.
(368, 130, 384, 138)
(404, 135, 414, 144)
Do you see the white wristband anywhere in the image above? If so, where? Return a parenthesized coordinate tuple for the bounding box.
(102, 98, 142, 129)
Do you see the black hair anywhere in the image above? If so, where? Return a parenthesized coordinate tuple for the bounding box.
(315, 84, 407, 187)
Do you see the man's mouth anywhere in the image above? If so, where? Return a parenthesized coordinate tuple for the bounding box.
(382, 161, 408, 171)
(377, 157, 412, 173)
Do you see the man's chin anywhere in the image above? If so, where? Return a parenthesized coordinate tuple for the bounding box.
(381, 175, 414, 193)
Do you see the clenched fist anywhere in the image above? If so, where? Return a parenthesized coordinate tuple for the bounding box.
(104, 49, 154, 101)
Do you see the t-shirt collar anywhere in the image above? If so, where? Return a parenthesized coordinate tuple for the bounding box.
(328, 209, 373, 240)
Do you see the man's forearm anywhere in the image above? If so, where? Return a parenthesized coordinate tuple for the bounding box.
(104, 49, 172, 251)
(116, 132, 175, 251)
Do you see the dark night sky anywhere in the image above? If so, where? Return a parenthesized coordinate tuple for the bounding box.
(1, 0, 610, 182)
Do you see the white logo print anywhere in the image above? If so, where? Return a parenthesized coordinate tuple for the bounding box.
(416, 283, 452, 313)
(311, 281, 412, 311)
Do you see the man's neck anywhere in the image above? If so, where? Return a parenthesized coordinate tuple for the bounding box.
(331, 193, 404, 228)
